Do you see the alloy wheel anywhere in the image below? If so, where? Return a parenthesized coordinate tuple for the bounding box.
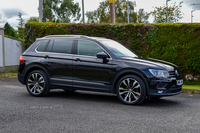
(27, 73, 45, 95)
(118, 78, 142, 104)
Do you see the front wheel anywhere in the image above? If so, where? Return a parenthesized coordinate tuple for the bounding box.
(116, 75, 146, 105)
(26, 70, 50, 97)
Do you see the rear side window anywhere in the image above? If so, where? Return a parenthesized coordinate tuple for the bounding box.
(37, 40, 49, 52)
(52, 39, 73, 54)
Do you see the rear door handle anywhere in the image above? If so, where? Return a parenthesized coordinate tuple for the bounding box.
(44, 55, 49, 59)
(74, 58, 81, 62)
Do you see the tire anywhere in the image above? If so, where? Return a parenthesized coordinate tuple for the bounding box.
(63, 89, 76, 93)
(26, 70, 50, 97)
(116, 75, 146, 105)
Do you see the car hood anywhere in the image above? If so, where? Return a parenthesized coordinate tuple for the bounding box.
(120, 57, 178, 71)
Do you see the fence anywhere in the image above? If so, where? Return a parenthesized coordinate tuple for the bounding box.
(0, 28, 25, 72)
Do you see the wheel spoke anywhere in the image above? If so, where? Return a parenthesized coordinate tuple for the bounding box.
(128, 94, 131, 102)
(124, 93, 129, 101)
(119, 91, 129, 95)
(131, 92, 138, 100)
(30, 85, 36, 92)
(130, 80, 137, 89)
(28, 79, 34, 83)
(133, 91, 141, 96)
(38, 77, 43, 82)
(122, 80, 129, 88)
(133, 84, 140, 89)
(28, 82, 35, 86)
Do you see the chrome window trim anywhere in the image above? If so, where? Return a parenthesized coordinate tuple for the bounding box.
(35, 38, 113, 60)
(35, 39, 74, 56)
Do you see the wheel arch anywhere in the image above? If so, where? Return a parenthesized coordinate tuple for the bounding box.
(112, 69, 150, 96)
(23, 64, 50, 84)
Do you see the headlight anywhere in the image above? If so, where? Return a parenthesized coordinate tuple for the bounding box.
(149, 69, 169, 78)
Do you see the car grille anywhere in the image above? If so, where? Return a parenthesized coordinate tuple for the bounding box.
(169, 70, 181, 78)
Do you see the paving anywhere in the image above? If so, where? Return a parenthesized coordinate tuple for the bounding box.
(0, 77, 200, 133)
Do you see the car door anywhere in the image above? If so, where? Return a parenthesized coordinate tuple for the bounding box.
(72, 39, 114, 91)
(40, 39, 74, 87)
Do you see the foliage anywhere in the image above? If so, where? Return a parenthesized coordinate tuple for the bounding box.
(151, 2, 183, 23)
(27, 17, 39, 22)
(17, 12, 24, 40)
(24, 22, 200, 76)
(137, 9, 150, 23)
(86, 0, 138, 23)
(4, 22, 18, 38)
(43, 0, 81, 23)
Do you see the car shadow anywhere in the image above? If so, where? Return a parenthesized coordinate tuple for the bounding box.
(47, 90, 120, 104)
(43, 90, 181, 107)
(141, 98, 180, 107)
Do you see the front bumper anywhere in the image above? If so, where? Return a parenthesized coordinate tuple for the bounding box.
(148, 78, 182, 98)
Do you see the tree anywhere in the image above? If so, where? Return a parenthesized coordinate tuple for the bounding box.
(4, 22, 17, 38)
(17, 12, 24, 40)
(27, 17, 39, 22)
(151, 2, 183, 23)
(43, 0, 81, 23)
(86, 0, 149, 24)
(137, 9, 150, 23)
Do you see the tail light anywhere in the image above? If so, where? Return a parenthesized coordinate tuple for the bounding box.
(20, 55, 25, 62)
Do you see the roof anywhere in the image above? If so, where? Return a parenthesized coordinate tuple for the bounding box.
(37, 35, 107, 41)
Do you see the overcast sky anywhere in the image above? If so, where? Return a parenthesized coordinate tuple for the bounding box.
(0, 0, 200, 29)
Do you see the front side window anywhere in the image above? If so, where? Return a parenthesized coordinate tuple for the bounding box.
(52, 39, 73, 54)
(77, 40, 104, 57)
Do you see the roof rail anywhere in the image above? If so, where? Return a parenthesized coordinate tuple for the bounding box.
(43, 35, 88, 38)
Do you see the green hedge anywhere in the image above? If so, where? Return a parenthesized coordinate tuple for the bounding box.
(24, 22, 200, 76)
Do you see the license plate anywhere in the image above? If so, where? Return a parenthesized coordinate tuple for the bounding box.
(176, 79, 183, 86)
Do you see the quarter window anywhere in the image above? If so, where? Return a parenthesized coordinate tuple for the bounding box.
(37, 40, 49, 52)
(52, 39, 73, 54)
(77, 40, 104, 57)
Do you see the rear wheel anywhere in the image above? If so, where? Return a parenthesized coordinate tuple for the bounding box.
(26, 70, 50, 96)
(116, 75, 146, 105)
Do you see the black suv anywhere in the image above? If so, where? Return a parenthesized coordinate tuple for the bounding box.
(18, 35, 183, 105)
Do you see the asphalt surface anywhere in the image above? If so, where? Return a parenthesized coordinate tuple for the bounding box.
(0, 77, 200, 133)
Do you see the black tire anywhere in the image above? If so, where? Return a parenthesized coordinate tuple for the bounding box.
(116, 75, 146, 105)
(26, 70, 50, 97)
(63, 89, 76, 93)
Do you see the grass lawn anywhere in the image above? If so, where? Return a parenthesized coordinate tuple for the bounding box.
(0, 72, 17, 76)
(182, 85, 200, 90)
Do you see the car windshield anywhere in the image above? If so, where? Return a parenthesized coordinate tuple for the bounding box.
(100, 40, 138, 58)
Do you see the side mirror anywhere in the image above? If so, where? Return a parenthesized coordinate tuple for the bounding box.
(96, 52, 107, 60)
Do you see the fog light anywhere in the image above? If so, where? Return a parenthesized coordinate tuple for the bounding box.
(158, 91, 164, 94)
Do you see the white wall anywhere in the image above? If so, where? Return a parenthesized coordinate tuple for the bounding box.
(4, 37, 24, 66)
(0, 35, 3, 67)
